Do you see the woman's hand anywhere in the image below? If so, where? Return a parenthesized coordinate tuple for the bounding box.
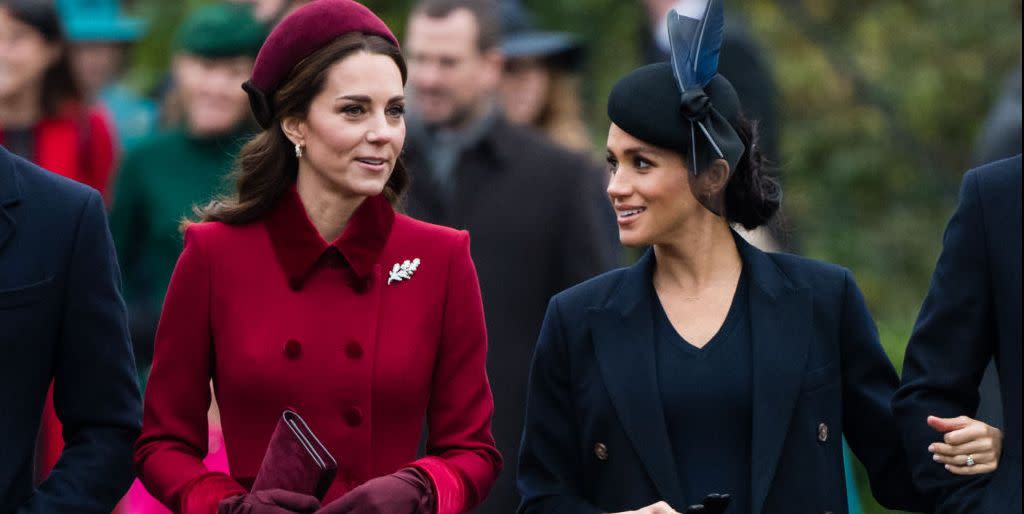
(314, 468, 433, 514)
(926, 415, 1003, 475)
(218, 489, 320, 514)
(608, 502, 680, 514)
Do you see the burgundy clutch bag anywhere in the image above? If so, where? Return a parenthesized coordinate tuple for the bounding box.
(251, 410, 338, 500)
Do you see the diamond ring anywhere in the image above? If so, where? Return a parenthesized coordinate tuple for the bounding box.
(965, 454, 976, 467)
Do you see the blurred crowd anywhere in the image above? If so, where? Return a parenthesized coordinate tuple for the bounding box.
(0, 0, 1018, 513)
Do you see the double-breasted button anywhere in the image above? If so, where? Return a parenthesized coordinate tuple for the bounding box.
(594, 442, 609, 461)
(288, 277, 303, 292)
(345, 341, 363, 359)
(284, 339, 302, 359)
(817, 422, 829, 443)
(343, 406, 363, 427)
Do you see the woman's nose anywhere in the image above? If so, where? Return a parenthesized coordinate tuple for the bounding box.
(606, 170, 630, 199)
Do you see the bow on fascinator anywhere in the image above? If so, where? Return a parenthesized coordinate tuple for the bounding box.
(667, 0, 745, 174)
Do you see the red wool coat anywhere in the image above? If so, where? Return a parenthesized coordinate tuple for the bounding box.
(134, 186, 502, 514)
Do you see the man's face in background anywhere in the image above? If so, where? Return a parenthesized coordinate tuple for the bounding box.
(405, 8, 503, 129)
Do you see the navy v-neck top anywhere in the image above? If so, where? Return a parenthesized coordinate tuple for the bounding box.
(652, 270, 752, 513)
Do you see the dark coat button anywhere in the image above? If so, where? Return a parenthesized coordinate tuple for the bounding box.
(288, 277, 303, 291)
(817, 422, 829, 442)
(345, 341, 363, 359)
(284, 339, 302, 359)
(343, 407, 363, 427)
(594, 442, 609, 461)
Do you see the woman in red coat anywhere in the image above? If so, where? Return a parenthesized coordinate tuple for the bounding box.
(133, 2, 502, 514)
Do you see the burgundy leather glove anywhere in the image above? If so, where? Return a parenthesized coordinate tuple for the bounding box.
(315, 468, 435, 514)
(218, 489, 321, 514)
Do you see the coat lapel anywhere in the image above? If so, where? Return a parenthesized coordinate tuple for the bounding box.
(0, 148, 22, 253)
(588, 250, 687, 509)
(737, 236, 813, 514)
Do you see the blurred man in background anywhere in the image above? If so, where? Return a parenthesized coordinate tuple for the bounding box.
(403, 0, 617, 510)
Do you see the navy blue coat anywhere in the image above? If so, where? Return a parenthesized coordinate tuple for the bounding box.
(893, 155, 1022, 513)
(0, 146, 141, 513)
(517, 235, 931, 514)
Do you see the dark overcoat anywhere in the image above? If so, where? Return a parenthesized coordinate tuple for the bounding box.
(893, 155, 1022, 513)
(0, 146, 141, 513)
(517, 236, 931, 514)
(403, 116, 617, 512)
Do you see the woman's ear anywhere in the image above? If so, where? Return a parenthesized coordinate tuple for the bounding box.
(280, 116, 305, 146)
(704, 159, 732, 197)
(691, 158, 732, 215)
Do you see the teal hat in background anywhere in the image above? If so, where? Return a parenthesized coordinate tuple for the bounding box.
(174, 3, 267, 58)
(56, 0, 146, 42)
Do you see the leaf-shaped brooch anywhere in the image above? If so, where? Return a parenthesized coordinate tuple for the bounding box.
(387, 258, 421, 285)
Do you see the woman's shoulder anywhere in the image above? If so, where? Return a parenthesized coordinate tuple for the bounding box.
(551, 266, 630, 311)
(181, 219, 264, 253)
(762, 250, 851, 291)
(391, 213, 469, 248)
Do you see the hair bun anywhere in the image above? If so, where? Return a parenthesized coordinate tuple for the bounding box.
(724, 116, 781, 229)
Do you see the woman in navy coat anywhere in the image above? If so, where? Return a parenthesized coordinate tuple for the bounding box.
(515, 3, 1001, 513)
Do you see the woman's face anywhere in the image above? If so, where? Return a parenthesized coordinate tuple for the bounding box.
(173, 53, 254, 136)
(286, 51, 406, 199)
(0, 8, 59, 102)
(606, 123, 704, 247)
(499, 57, 551, 125)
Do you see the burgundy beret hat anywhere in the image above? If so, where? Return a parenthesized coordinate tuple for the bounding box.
(242, 0, 399, 128)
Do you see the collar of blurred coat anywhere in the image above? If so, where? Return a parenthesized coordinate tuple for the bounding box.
(264, 182, 395, 284)
(175, 3, 268, 58)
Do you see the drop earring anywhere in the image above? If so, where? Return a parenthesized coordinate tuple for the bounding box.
(294, 143, 304, 159)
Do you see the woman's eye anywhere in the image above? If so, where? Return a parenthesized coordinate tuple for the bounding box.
(387, 105, 406, 117)
(634, 157, 652, 169)
(606, 157, 618, 174)
(340, 105, 365, 115)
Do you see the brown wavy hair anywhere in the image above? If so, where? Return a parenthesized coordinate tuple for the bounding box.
(189, 33, 409, 227)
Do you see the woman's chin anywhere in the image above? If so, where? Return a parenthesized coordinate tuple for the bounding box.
(617, 232, 651, 248)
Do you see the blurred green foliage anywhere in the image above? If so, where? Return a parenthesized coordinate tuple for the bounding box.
(125, 1, 1020, 512)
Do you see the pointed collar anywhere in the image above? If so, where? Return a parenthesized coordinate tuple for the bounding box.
(264, 184, 395, 283)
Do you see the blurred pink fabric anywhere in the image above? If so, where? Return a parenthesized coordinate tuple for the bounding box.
(113, 419, 229, 513)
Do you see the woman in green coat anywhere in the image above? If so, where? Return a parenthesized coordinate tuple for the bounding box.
(109, 4, 267, 380)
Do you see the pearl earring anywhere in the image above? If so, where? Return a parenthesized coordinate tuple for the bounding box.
(294, 143, 304, 159)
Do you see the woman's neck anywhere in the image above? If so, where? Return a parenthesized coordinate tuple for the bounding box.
(652, 216, 742, 294)
(0, 86, 43, 129)
(295, 169, 364, 243)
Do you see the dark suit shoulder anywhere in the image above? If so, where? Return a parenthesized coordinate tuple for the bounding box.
(763, 251, 850, 288)
(970, 154, 1021, 204)
(550, 266, 629, 312)
(493, 119, 597, 177)
(9, 149, 97, 212)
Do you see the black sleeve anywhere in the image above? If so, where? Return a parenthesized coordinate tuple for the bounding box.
(892, 169, 994, 512)
(837, 270, 931, 512)
(517, 298, 603, 514)
(18, 191, 142, 514)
